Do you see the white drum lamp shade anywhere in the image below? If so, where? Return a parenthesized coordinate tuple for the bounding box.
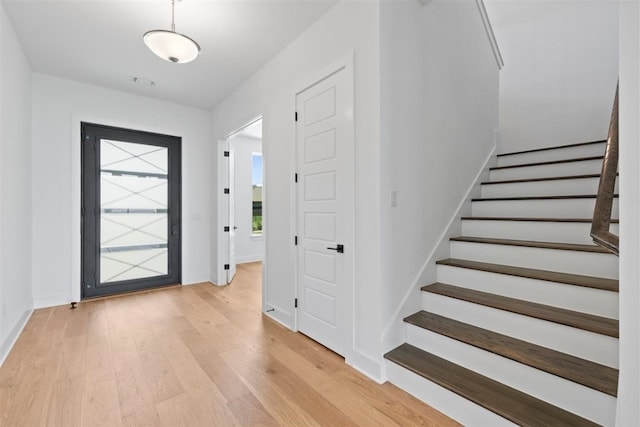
(144, 30, 200, 63)
(143, 0, 200, 64)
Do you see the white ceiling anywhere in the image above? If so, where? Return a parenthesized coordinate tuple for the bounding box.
(2, 0, 338, 110)
(235, 118, 262, 139)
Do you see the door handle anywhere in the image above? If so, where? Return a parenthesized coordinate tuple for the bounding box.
(326, 244, 344, 253)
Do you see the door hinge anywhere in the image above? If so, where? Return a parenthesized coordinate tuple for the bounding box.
(224, 151, 230, 157)
(224, 264, 230, 270)
(224, 188, 230, 194)
(295, 112, 298, 122)
(294, 298, 298, 308)
(224, 226, 230, 232)
(294, 173, 298, 183)
(81, 207, 86, 217)
(294, 235, 298, 245)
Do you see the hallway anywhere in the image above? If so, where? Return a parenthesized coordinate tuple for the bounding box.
(0, 262, 458, 426)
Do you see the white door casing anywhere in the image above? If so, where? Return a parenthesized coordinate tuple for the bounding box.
(228, 150, 237, 283)
(220, 141, 236, 285)
(296, 65, 354, 356)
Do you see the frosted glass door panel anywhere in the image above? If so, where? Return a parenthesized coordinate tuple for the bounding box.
(100, 139, 168, 283)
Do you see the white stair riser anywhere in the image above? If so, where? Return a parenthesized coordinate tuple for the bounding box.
(385, 361, 517, 427)
(497, 144, 606, 167)
(436, 264, 619, 319)
(481, 177, 618, 198)
(490, 159, 603, 181)
(406, 325, 616, 426)
(422, 293, 618, 368)
(384, 359, 516, 427)
(461, 220, 620, 245)
(449, 241, 619, 279)
(472, 198, 619, 218)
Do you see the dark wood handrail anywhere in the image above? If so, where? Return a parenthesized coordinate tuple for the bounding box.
(591, 84, 619, 256)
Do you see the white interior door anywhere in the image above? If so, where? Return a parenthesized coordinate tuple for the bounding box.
(296, 66, 353, 356)
(228, 150, 237, 283)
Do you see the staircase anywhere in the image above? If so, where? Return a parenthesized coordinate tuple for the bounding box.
(384, 140, 619, 426)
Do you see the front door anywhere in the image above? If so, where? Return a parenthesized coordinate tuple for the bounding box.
(81, 123, 182, 298)
(296, 66, 354, 356)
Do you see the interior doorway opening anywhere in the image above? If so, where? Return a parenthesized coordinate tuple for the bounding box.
(220, 118, 264, 285)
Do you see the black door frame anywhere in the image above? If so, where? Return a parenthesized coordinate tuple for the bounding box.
(81, 122, 182, 299)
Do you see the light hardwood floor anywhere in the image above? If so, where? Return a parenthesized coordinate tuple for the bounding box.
(0, 262, 460, 426)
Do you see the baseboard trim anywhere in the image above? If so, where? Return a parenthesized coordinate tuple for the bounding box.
(263, 308, 295, 331)
(347, 349, 383, 384)
(263, 301, 294, 330)
(33, 295, 69, 309)
(236, 256, 264, 264)
(183, 281, 215, 287)
(0, 306, 34, 367)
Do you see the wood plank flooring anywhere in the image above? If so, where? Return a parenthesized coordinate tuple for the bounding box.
(0, 262, 459, 427)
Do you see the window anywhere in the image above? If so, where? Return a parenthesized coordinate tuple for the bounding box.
(252, 153, 263, 234)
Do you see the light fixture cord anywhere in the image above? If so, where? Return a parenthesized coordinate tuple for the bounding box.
(171, 0, 176, 32)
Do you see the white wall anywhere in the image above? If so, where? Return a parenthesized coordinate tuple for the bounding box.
(0, 4, 33, 362)
(210, 0, 382, 378)
(229, 135, 263, 264)
(379, 0, 499, 354)
(31, 74, 211, 307)
(616, 0, 640, 424)
(485, 0, 619, 153)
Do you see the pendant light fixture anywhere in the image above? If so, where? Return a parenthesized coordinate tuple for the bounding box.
(143, 0, 201, 64)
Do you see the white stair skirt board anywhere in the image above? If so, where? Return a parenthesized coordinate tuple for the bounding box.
(405, 324, 616, 426)
(481, 176, 619, 198)
(449, 241, 619, 280)
(471, 197, 619, 218)
(435, 264, 618, 319)
(422, 293, 619, 368)
(461, 219, 620, 246)
(384, 360, 518, 427)
(496, 143, 607, 167)
(490, 158, 604, 181)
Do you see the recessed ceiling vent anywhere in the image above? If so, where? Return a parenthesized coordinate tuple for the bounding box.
(130, 77, 156, 87)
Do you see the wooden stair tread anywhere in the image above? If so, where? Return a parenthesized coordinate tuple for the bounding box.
(497, 140, 606, 158)
(450, 236, 611, 253)
(482, 173, 613, 186)
(404, 311, 618, 396)
(490, 156, 604, 171)
(421, 283, 618, 337)
(472, 194, 618, 202)
(461, 216, 619, 223)
(436, 258, 618, 292)
(384, 344, 600, 427)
